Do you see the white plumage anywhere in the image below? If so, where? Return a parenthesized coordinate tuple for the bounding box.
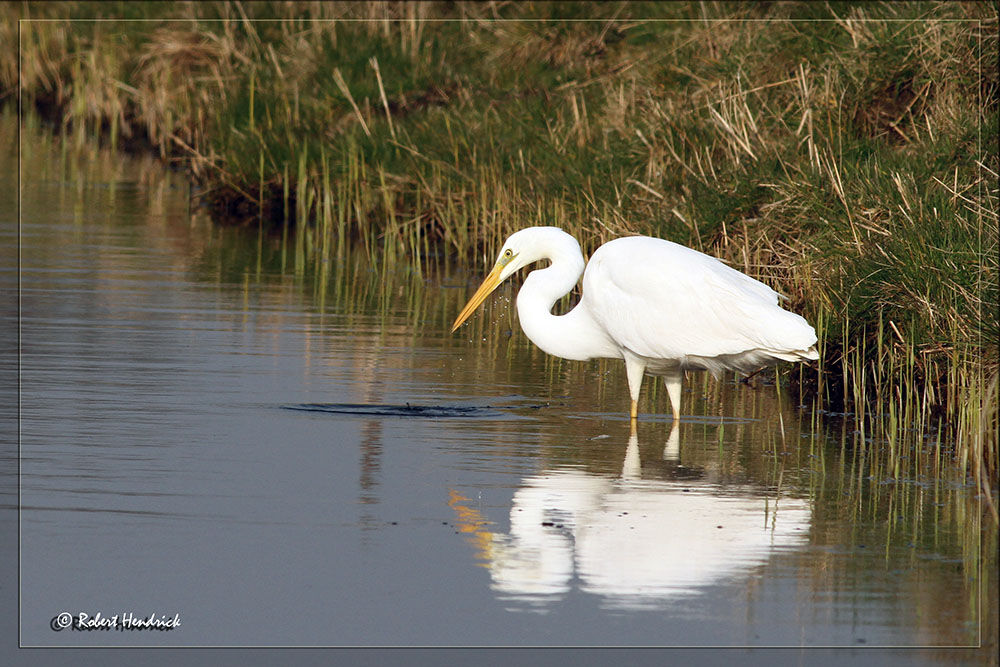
(452, 227, 818, 420)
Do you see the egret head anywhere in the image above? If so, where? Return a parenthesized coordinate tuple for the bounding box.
(450, 232, 537, 332)
(451, 227, 582, 332)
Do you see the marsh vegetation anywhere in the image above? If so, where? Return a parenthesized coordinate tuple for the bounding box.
(5, 2, 997, 503)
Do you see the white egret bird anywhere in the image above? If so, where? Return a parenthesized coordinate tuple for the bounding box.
(451, 227, 819, 421)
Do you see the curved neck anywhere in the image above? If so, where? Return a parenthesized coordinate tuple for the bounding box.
(516, 252, 617, 361)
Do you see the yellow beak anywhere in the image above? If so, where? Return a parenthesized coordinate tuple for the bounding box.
(451, 263, 506, 332)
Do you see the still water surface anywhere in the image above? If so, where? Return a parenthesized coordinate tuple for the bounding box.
(13, 120, 987, 651)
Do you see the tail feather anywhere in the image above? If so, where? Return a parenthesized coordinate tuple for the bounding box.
(682, 345, 818, 375)
(767, 346, 819, 362)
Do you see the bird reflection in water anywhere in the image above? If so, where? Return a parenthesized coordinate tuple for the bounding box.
(448, 423, 811, 610)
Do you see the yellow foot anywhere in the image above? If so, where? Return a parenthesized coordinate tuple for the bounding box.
(630, 400, 638, 421)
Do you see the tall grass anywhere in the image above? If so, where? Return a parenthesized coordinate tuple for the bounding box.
(4, 2, 997, 491)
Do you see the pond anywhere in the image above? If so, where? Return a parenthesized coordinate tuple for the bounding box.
(11, 117, 992, 657)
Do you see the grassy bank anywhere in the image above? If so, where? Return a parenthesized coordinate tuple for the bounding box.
(4, 2, 997, 492)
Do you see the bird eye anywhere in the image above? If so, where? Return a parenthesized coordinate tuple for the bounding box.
(503, 249, 513, 258)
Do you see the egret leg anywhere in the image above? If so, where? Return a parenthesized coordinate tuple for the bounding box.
(664, 370, 682, 421)
(624, 353, 645, 421)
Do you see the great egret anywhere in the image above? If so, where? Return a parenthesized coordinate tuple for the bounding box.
(451, 227, 819, 421)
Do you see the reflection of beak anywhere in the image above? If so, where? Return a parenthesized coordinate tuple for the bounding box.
(448, 489, 493, 564)
(451, 263, 505, 332)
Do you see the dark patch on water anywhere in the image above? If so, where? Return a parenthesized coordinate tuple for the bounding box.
(282, 402, 546, 419)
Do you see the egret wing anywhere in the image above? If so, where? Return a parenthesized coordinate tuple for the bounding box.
(582, 237, 813, 360)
